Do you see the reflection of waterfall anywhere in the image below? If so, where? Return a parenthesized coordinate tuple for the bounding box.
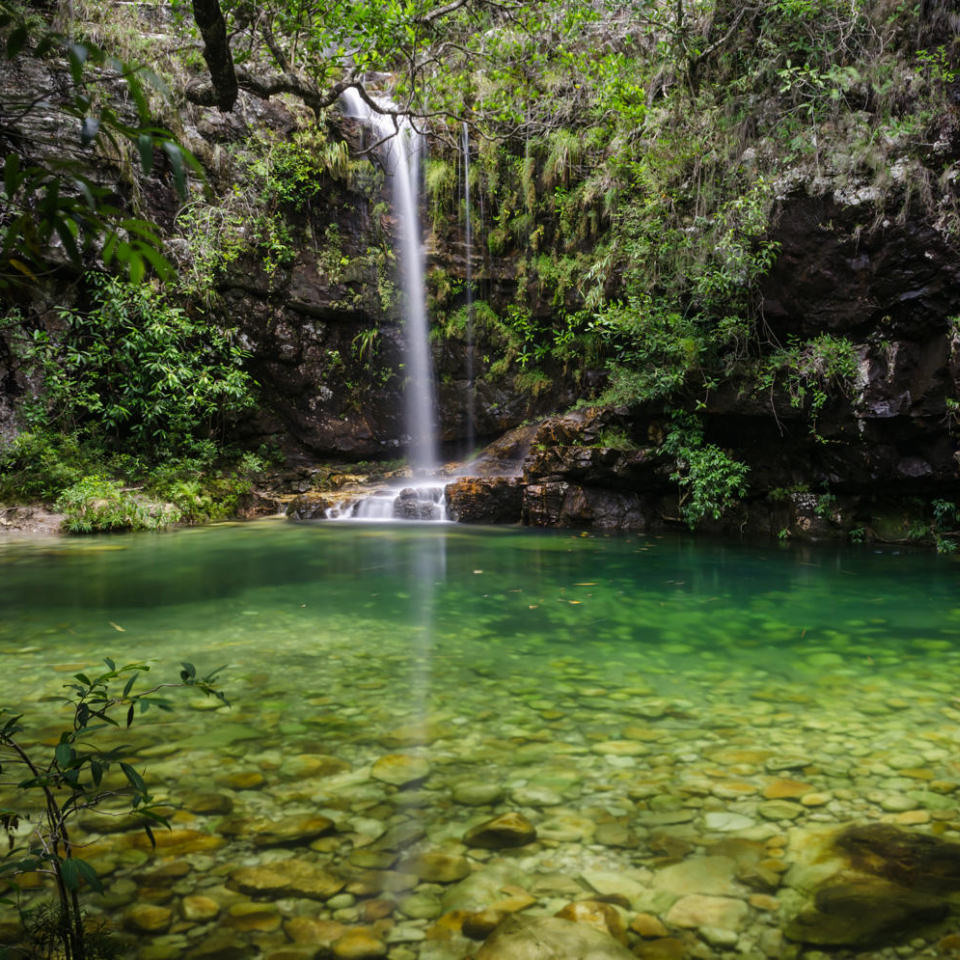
(341, 89, 439, 474)
(462, 122, 476, 455)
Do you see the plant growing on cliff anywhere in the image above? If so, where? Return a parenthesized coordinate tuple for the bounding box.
(0, 1, 203, 288)
(663, 413, 749, 528)
(0, 660, 227, 960)
(10, 275, 255, 457)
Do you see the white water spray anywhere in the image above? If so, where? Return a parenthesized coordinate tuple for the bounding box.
(341, 88, 439, 475)
(326, 89, 446, 521)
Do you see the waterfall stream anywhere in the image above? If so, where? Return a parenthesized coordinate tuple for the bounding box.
(329, 90, 447, 521)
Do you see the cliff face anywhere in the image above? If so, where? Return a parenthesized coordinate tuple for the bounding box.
(2, 2, 959, 542)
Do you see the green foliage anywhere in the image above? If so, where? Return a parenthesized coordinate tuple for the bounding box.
(0, 659, 225, 959)
(0, 1, 202, 288)
(662, 413, 749, 528)
(55, 476, 179, 534)
(9, 275, 255, 457)
(759, 334, 860, 436)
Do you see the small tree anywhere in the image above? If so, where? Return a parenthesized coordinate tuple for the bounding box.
(0, 660, 227, 960)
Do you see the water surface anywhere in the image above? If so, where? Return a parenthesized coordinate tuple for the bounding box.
(1, 522, 958, 957)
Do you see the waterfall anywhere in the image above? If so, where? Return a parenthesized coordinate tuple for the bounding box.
(341, 88, 439, 475)
(462, 122, 476, 457)
(325, 89, 446, 522)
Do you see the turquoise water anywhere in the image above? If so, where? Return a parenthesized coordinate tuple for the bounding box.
(1, 521, 958, 957)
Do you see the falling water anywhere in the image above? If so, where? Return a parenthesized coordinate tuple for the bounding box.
(341, 89, 439, 474)
(462, 122, 476, 455)
(326, 89, 446, 521)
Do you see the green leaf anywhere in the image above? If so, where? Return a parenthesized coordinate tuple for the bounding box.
(126, 703, 134, 728)
(137, 134, 154, 175)
(61, 857, 80, 891)
(74, 858, 104, 893)
(180, 662, 196, 682)
(120, 761, 146, 794)
(104, 657, 116, 672)
(54, 742, 73, 768)
(161, 141, 187, 198)
(73, 672, 91, 686)
(122, 672, 138, 697)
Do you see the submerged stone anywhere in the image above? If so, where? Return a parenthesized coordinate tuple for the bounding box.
(474, 915, 634, 960)
(463, 812, 536, 849)
(371, 753, 431, 787)
(664, 894, 748, 931)
(784, 879, 947, 946)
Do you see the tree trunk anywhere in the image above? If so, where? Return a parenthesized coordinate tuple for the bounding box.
(191, 0, 238, 111)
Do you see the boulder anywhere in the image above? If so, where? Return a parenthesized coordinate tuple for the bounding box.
(474, 915, 634, 959)
(445, 477, 523, 523)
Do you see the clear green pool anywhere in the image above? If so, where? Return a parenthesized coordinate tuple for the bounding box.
(1, 521, 958, 958)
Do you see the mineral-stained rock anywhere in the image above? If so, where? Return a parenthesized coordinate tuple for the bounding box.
(331, 928, 388, 958)
(784, 878, 947, 946)
(250, 814, 335, 847)
(833, 823, 960, 890)
(124, 904, 173, 933)
(474, 915, 635, 959)
(463, 812, 537, 849)
(286, 493, 332, 519)
(371, 753, 431, 787)
(554, 900, 627, 943)
(445, 477, 523, 523)
(664, 894, 749, 931)
(228, 859, 345, 900)
(400, 851, 471, 883)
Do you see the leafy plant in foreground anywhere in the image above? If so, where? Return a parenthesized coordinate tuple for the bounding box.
(0, 660, 227, 960)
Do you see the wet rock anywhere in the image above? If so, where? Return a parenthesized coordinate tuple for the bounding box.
(183, 792, 234, 816)
(703, 812, 755, 832)
(474, 915, 635, 959)
(664, 894, 749, 931)
(401, 852, 471, 883)
(228, 859, 346, 900)
(463, 812, 536, 849)
(218, 771, 265, 790)
(452, 781, 504, 806)
(125, 904, 173, 933)
(331, 929, 387, 958)
(284, 917, 348, 945)
(445, 477, 523, 523)
(834, 823, 960, 890)
(286, 493, 332, 519)
(554, 900, 627, 944)
(757, 800, 803, 820)
(371, 753, 431, 787)
(398, 892, 443, 919)
(652, 856, 740, 897)
(186, 934, 250, 960)
(764, 779, 814, 799)
(784, 878, 947, 946)
(181, 895, 220, 921)
(580, 869, 650, 908)
(224, 901, 282, 932)
(442, 863, 531, 913)
(463, 908, 509, 940)
(250, 814, 336, 847)
(634, 937, 687, 960)
(630, 913, 669, 938)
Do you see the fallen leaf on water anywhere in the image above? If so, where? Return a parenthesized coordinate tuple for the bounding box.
(575, 582, 597, 586)
(109, 621, 125, 632)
